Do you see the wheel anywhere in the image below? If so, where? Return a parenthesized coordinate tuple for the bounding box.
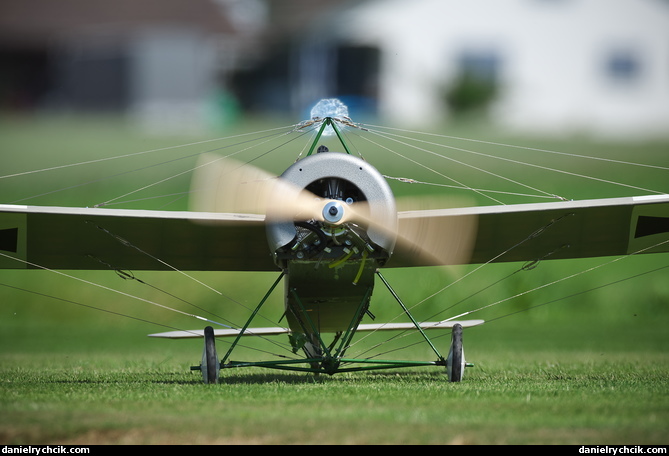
(201, 326, 220, 384)
(446, 323, 464, 382)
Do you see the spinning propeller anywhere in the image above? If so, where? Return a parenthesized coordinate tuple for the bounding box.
(190, 153, 477, 266)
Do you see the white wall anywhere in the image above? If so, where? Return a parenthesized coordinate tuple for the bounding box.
(130, 28, 220, 134)
(335, 0, 669, 138)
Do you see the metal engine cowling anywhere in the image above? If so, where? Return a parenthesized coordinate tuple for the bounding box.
(266, 150, 397, 266)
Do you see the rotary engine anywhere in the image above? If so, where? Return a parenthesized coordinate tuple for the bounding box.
(266, 149, 397, 270)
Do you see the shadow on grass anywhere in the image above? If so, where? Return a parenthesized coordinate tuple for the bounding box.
(201, 368, 450, 385)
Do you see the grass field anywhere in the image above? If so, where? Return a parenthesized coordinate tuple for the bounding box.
(1, 319, 667, 444)
(1, 113, 668, 445)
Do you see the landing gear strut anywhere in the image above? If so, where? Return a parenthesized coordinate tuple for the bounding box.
(192, 272, 473, 383)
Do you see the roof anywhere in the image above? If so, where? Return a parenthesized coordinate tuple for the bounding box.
(0, 0, 235, 46)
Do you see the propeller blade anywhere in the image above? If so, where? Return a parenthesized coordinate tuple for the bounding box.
(396, 204, 477, 266)
(191, 154, 477, 266)
(344, 197, 477, 266)
(191, 154, 322, 221)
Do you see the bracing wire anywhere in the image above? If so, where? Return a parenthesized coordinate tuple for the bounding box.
(0, 280, 297, 360)
(87, 220, 290, 332)
(0, 251, 299, 359)
(361, 123, 669, 172)
(347, 238, 669, 362)
(95, 124, 311, 209)
(361, 129, 554, 204)
(347, 213, 573, 351)
(357, 123, 668, 199)
(6, 124, 301, 207)
(0, 281, 195, 334)
(0, 251, 231, 328)
(0, 124, 299, 181)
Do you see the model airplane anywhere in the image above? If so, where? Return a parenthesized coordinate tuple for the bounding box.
(1, 99, 668, 383)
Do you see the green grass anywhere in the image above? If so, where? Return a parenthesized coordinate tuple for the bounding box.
(1, 267, 666, 445)
(1, 113, 669, 445)
(1, 341, 667, 444)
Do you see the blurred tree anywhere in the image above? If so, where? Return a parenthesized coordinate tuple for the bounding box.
(444, 69, 498, 118)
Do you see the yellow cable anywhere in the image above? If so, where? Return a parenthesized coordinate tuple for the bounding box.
(353, 250, 369, 284)
(328, 248, 354, 268)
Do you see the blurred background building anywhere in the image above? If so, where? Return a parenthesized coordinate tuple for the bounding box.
(1, 0, 668, 138)
(325, 0, 669, 138)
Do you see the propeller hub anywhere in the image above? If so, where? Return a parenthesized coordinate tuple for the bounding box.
(322, 200, 344, 224)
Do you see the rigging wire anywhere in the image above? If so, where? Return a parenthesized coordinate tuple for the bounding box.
(483, 262, 669, 324)
(0, 251, 230, 328)
(369, 258, 669, 362)
(359, 123, 667, 198)
(361, 122, 669, 172)
(1, 124, 322, 360)
(0, 281, 191, 335)
(7, 125, 300, 207)
(0, 280, 298, 360)
(441, 239, 669, 324)
(348, 238, 669, 362)
(338, 120, 669, 360)
(95, 124, 311, 209)
(382, 174, 563, 201)
(0, 124, 299, 181)
(351, 129, 506, 205)
(0, 251, 299, 359)
(361, 128, 555, 204)
(87, 220, 293, 340)
(86, 252, 233, 325)
(348, 213, 573, 352)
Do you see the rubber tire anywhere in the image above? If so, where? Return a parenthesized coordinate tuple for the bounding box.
(447, 323, 464, 382)
(202, 326, 220, 384)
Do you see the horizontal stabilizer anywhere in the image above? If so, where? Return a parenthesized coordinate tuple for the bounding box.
(149, 326, 291, 339)
(147, 320, 484, 339)
(356, 319, 484, 332)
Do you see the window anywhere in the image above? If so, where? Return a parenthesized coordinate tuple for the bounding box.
(605, 50, 642, 85)
(445, 50, 501, 115)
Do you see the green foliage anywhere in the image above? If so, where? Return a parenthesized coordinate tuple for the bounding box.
(444, 71, 498, 117)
